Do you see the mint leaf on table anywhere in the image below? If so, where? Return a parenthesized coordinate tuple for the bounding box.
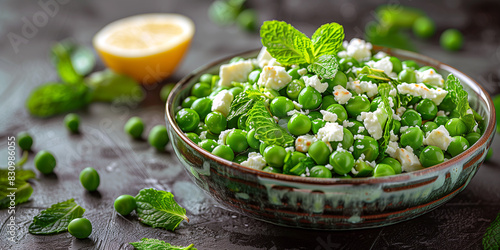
(307, 54, 339, 79)
(50, 42, 84, 84)
(246, 100, 295, 147)
(444, 74, 477, 132)
(28, 199, 85, 235)
(0, 167, 36, 209)
(130, 238, 196, 250)
(227, 88, 264, 121)
(135, 188, 189, 231)
(311, 23, 344, 58)
(85, 69, 144, 103)
(483, 212, 500, 250)
(51, 40, 96, 77)
(260, 21, 313, 65)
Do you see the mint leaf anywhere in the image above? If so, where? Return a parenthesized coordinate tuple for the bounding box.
(311, 23, 344, 57)
(28, 199, 85, 234)
(86, 69, 144, 103)
(377, 83, 395, 160)
(260, 21, 313, 65)
(483, 213, 500, 250)
(445, 74, 476, 132)
(135, 188, 188, 231)
(307, 54, 339, 79)
(0, 168, 35, 209)
(357, 66, 392, 82)
(246, 100, 295, 147)
(227, 88, 264, 121)
(130, 238, 196, 250)
(51, 42, 83, 84)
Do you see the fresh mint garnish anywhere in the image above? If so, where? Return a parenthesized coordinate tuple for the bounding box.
(444, 74, 477, 132)
(483, 212, 500, 250)
(28, 199, 85, 235)
(1, 152, 34, 209)
(227, 88, 264, 121)
(246, 100, 295, 147)
(135, 188, 188, 231)
(377, 83, 395, 161)
(130, 238, 197, 250)
(260, 21, 344, 79)
(86, 69, 144, 103)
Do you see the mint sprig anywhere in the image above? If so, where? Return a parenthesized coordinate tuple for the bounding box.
(483, 212, 500, 250)
(377, 83, 395, 161)
(260, 21, 344, 79)
(246, 100, 295, 147)
(135, 188, 188, 231)
(130, 238, 196, 250)
(28, 199, 85, 235)
(444, 74, 476, 132)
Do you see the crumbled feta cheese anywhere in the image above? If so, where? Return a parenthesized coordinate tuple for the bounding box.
(333, 85, 352, 104)
(396, 147, 423, 172)
(359, 153, 366, 160)
(297, 68, 307, 76)
(466, 109, 473, 115)
(397, 83, 448, 105)
(436, 110, 446, 117)
(295, 134, 317, 152)
(325, 164, 334, 170)
(389, 88, 397, 96)
(390, 131, 399, 142)
(293, 101, 303, 109)
(256, 47, 274, 68)
(339, 38, 372, 61)
(357, 126, 365, 133)
(388, 97, 395, 108)
(400, 126, 409, 133)
(356, 144, 365, 149)
(348, 146, 354, 152)
(347, 80, 378, 97)
(366, 57, 393, 75)
(316, 122, 344, 142)
(211, 90, 234, 116)
(241, 152, 267, 170)
(356, 107, 387, 140)
(219, 60, 254, 87)
(354, 134, 365, 140)
(257, 66, 292, 90)
(320, 110, 338, 122)
(285, 146, 295, 153)
(373, 51, 388, 59)
(392, 113, 401, 121)
(423, 125, 452, 151)
(343, 120, 355, 128)
(416, 69, 444, 88)
(303, 75, 328, 93)
(217, 128, 235, 145)
(199, 131, 207, 140)
(385, 141, 399, 158)
(366, 161, 377, 168)
(396, 107, 406, 116)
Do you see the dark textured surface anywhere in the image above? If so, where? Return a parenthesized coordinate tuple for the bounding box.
(1, 0, 500, 249)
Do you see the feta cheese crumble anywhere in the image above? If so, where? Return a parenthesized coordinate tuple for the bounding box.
(397, 83, 448, 105)
(356, 107, 388, 140)
(366, 56, 393, 75)
(416, 69, 445, 88)
(320, 110, 338, 122)
(211, 90, 234, 116)
(347, 80, 378, 97)
(303, 75, 328, 93)
(219, 60, 254, 87)
(333, 85, 352, 104)
(295, 135, 316, 152)
(316, 122, 344, 142)
(241, 152, 267, 170)
(257, 66, 292, 90)
(338, 38, 372, 61)
(423, 125, 452, 151)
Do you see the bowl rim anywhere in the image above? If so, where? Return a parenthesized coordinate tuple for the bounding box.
(166, 46, 496, 185)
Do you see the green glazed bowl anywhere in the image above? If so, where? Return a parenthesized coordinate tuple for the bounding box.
(165, 47, 496, 230)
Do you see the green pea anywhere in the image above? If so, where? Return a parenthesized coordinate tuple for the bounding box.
(321, 95, 338, 110)
(17, 131, 33, 151)
(419, 146, 444, 168)
(287, 113, 311, 136)
(286, 79, 305, 100)
(236, 9, 257, 31)
(307, 111, 323, 120)
(401, 109, 422, 127)
(400, 127, 424, 150)
(326, 104, 348, 122)
(262, 166, 282, 173)
(330, 128, 354, 149)
(181, 96, 197, 108)
(228, 87, 243, 97)
(226, 129, 248, 153)
(68, 218, 92, 239)
(352, 136, 379, 162)
(298, 86, 322, 109)
(465, 132, 481, 146)
(373, 164, 396, 177)
(311, 119, 326, 134)
(415, 99, 438, 120)
(264, 145, 287, 168)
(148, 125, 169, 151)
(191, 82, 211, 98)
(34, 150, 56, 174)
(438, 94, 456, 112)
(199, 139, 218, 152)
(353, 160, 374, 177)
(447, 136, 469, 157)
(347, 119, 369, 136)
(422, 121, 438, 133)
(392, 120, 402, 135)
(204, 111, 226, 134)
(380, 157, 402, 174)
(186, 132, 201, 144)
(445, 118, 467, 136)
(418, 66, 438, 72)
(176, 108, 200, 132)
(440, 29, 464, 51)
(209, 86, 228, 98)
(194, 122, 208, 134)
(486, 149, 493, 161)
(345, 95, 370, 117)
(79, 167, 100, 191)
(398, 68, 417, 83)
(339, 57, 360, 72)
(370, 97, 383, 112)
(309, 165, 332, 178)
(160, 83, 176, 102)
(234, 155, 248, 164)
(324, 71, 348, 93)
(289, 151, 307, 166)
(413, 16, 435, 38)
(270, 96, 294, 118)
(114, 194, 136, 216)
(408, 96, 422, 106)
(229, 56, 244, 63)
(329, 151, 355, 175)
(190, 97, 213, 120)
(389, 57, 403, 74)
(287, 68, 301, 80)
(64, 113, 80, 133)
(246, 129, 260, 149)
(434, 116, 449, 127)
(124, 116, 144, 139)
(248, 69, 262, 84)
(402, 60, 419, 70)
(308, 141, 331, 165)
(212, 145, 234, 161)
(200, 74, 214, 84)
(259, 142, 269, 155)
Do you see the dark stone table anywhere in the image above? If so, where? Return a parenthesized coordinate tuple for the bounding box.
(1, 0, 499, 249)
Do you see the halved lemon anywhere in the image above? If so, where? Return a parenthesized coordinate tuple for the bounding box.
(93, 13, 195, 84)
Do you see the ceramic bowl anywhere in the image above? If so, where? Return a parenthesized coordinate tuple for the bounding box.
(165, 47, 496, 230)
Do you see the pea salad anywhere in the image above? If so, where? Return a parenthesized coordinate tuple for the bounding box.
(174, 20, 484, 178)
